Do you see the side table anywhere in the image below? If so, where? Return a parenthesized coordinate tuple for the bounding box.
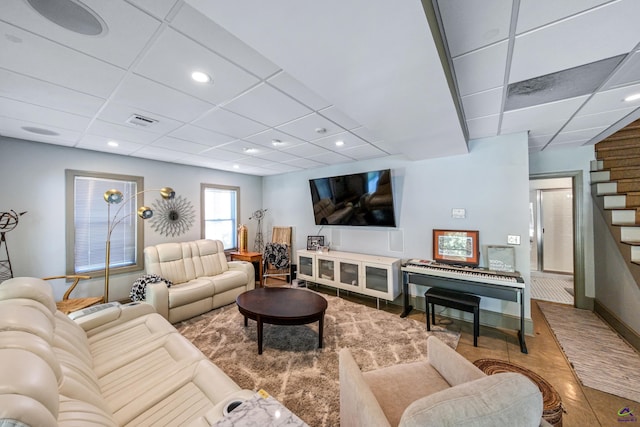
(229, 251, 263, 287)
(213, 389, 309, 427)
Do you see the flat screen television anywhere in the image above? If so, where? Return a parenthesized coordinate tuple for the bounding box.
(433, 229, 480, 267)
(309, 169, 396, 227)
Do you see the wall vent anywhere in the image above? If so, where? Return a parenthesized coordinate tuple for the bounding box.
(126, 114, 158, 127)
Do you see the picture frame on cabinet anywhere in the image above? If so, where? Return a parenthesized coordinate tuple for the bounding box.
(307, 235, 324, 250)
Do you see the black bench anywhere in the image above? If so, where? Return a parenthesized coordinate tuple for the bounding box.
(425, 287, 481, 347)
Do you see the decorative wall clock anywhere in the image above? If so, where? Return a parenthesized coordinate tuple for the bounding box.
(149, 195, 195, 237)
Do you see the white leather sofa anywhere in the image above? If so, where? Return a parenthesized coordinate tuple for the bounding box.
(0, 277, 254, 426)
(340, 335, 551, 427)
(144, 239, 255, 323)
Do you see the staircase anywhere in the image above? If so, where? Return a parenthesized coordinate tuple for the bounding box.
(590, 118, 640, 287)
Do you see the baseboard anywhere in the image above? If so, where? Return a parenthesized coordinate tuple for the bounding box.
(594, 299, 640, 352)
(408, 294, 534, 336)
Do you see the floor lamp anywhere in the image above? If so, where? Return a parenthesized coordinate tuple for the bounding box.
(103, 187, 174, 302)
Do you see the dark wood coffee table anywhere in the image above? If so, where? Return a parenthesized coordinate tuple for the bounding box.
(236, 287, 328, 355)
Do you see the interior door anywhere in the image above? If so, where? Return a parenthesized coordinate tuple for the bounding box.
(541, 189, 574, 273)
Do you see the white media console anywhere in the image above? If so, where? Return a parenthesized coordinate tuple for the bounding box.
(296, 249, 401, 305)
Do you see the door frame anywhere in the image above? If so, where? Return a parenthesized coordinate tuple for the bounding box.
(530, 170, 587, 309)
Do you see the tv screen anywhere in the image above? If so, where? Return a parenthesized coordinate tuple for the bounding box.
(309, 169, 396, 227)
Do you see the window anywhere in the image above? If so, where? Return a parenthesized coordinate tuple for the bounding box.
(66, 170, 145, 275)
(201, 184, 239, 250)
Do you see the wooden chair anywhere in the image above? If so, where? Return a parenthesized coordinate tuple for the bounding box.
(263, 226, 292, 286)
(42, 275, 104, 314)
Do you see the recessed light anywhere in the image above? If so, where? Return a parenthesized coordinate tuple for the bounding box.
(624, 93, 640, 102)
(271, 139, 285, 147)
(335, 140, 345, 147)
(315, 127, 327, 134)
(243, 147, 258, 153)
(191, 71, 212, 83)
(233, 164, 240, 169)
(107, 140, 119, 147)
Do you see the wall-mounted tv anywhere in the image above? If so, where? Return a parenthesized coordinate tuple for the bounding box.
(309, 169, 396, 227)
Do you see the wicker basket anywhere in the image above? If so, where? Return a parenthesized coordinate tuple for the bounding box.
(473, 359, 563, 427)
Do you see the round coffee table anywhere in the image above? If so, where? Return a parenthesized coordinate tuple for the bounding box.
(236, 287, 328, 355)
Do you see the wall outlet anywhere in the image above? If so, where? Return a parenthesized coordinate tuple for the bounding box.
(507, 235, 521, 245)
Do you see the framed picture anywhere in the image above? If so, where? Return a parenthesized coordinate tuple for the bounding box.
(307, 235, 325, 250)
(486, 245, 516, 272)
(433, 229, 480, 267)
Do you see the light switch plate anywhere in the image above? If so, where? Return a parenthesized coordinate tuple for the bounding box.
(507, 235, 521, 245)
(452, 208, 466, 218)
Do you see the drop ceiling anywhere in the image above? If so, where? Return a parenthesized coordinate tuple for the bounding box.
(1, 0, 640, 176)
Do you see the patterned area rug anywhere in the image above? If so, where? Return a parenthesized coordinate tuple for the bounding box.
(538, 301, 640, 402)
(175, 291, 460, 427)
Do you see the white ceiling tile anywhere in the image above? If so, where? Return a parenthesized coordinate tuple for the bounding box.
(223, 83, 312, 127)
(0, 97, 91, 131)
(565, 106, 637, 131)
(234, 156, 278, 168)
(193, 108, 267, 138)
(199, 147, 244, 161)
(0, 69, 105, 116)
(281, 143, 327, 158)
(1, 0, 162, 68)
(516, 0, 611, 34)
(86, 120, 160, 144)
(97, 103, 184, 134)
(466, 115, 499, 140)
(500, 95, 588, 135)
(545, 139, 591, 150)
(454, 41, 508, 96)
(134, 28, 260, 105)
(0, 22, 125, 98)
(0, 116, 80, 146)
(277, 113, 345, 141)
(170, 4, 280, 79)
(603, 51, 640, 90)
(268, 72, 331, 111)
(169, 125, 235, 147)
(553, 126, 607, 144)
(510, 1, 640, 83)
(151, 136, 210, 154)
(255, 150, 301, 163)
(130, 145, 187, 162)
(462, 87, 503, 119)
(263, 163, 304, 174)
(318, 106, 361, 130)
(216, 140, 274, 156)
(350, 127, 382, 143)
(312, 132, 366, 151)
(578, 82, 640, 116)
(244, 129, 306, 149)
(281, 157, 325, 169)
(308, 151, 352, 165)
(76, 134, 146, 154)
(528, 134, 553, 147)
(437, 0, 512, 57)
(111, 74, 214, 123)
(339, 144, 387, 160)
(128, 0, 180, 20)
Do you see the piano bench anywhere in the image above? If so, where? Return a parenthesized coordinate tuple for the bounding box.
(425, 288, 481, 347)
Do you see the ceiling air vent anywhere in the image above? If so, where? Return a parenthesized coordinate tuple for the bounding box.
(126, 114, 158, 127)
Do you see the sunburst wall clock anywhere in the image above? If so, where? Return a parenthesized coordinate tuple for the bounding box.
(149, 195, 195, 237)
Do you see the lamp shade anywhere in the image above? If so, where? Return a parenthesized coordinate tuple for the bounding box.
(104, 189, 123, 204)
(138, 206, 153, 219)
(160, 187, 175, 200)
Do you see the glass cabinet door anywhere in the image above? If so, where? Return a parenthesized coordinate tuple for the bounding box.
(299, 255, 314, 278)
(364, 265, 389, 293)
(338, 261, 359, 288)
(317, 258, 335, 281)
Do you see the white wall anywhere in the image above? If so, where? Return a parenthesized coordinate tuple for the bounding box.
(264, 132, 532, 320)
(0, 137, 263, 301)
(529, 145, 595, 297)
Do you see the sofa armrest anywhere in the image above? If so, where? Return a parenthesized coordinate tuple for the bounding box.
(338, 348, 391, 427)
(228, 261, 255, 290)
(426, 335, 485, 387)
(145, 281, 170, 320)
(399, 372, 543, 427)
(75, 302, 156, 334)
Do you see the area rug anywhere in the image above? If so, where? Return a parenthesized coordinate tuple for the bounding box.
(175, 291, 460, 427)
(538, 301, 640, 402)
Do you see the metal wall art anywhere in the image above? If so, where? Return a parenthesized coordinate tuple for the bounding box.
(149, 194, 195, 237)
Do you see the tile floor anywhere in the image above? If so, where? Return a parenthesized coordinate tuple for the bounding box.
(303, 283, 637, 427)
(531, 270, 574, 305)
